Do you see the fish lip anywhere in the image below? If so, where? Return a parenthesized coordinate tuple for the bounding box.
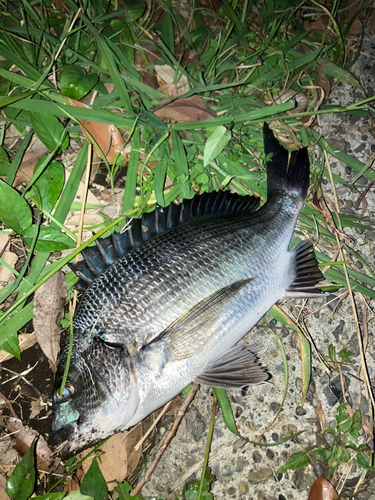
(48, 421, 77, 459)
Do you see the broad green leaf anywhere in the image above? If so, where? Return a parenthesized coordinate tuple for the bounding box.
(0, 180, 32, 234)
(6, 440, 36, 500)
(80, 458, 108, 500)
(60, 65, 99, 100)
(26, 159, 65, 212)
(204, 126, 231, 167)
(0, 301, 33, 358)
(65, 493, 94, 500)
(172, 131, 193, 200)
(322, 62, 360, 87)
(182, 469, 215, 500)
(348, 410, 361, 440)
(328, 344, 336, 362)
(22, 226, 75, 252)
(115, 480, 145, 500)
(356, 453, 375, 471)
(314, 447, 331, 461)
(30, 111, 69, 152)
(278, 451, 310, 473)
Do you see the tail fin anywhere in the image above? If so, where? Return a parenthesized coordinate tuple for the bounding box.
(263, 123, 309, 201)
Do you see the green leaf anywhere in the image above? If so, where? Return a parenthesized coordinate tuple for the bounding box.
(6, 439, 36, 500)
(336, 404, 352, 433)
(60, 65, 99, 100)
(65, 493, 94, 500)
(348, 410, 361, 440)
(115, 480, 146, 500)
(0, 180, 32, 234)
(182, 469, 215, 500)
(279, 451, 310, 473)
(314, 447, 331, 461)
(25, 159, 65, 212)
(356, 453, 375, 471)
(80, 458, 108, 500)
(328, 344, 336, 362)
(213, 387, 239, 436)
(22, 226, 75, 252)
(338, 348, 354, 363)
(0, 301, 33, 358)
(30, 111, 69, 152)
(172, 131, 193, 200)
(203, 126, 231, 168)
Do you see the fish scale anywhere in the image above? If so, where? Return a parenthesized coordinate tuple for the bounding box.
(50, 124, 325, 457)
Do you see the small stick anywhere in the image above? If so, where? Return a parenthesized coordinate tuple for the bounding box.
(0, 391, 17, 419)
(130, 384, 199, 496)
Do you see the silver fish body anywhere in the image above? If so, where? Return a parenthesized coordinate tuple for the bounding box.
(50, 124, 323, 457)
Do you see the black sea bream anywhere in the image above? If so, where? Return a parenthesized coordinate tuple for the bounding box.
(50, 124, 324, 457)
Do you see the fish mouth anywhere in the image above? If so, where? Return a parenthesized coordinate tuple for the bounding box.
(48, 421, 78, 459)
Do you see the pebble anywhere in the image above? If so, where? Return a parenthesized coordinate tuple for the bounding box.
(238, 481, 249, 494)
(227, 487, 236, 496)
(248, 468, 274, 484)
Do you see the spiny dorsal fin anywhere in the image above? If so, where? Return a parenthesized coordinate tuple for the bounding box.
(70, 192, 260, 290)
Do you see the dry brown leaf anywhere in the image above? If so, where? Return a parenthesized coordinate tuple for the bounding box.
(0, 333, 36, 363)
(6, 417, 52, 473)
(0, 146, 49, 187)
(82, 423, 142, 490)
(67, 98, 124, 162)
(142, 71, 159, 90)
(316, 64, 331, 99)
(154, 65, 188, 93)
(158, 83, 179, 97)
(154, 95, 217, 123)
(0, 474, 10, 500)
(33, 271, 67, 372)
(0, 251, 18, 284)
(308, 476, 339, 500)
(314, 402, 325, 429)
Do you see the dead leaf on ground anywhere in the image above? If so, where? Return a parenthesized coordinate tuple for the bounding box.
(142, 71, 159, 90)
(0, 333, 36, 363)
(314, 401, 326, 429)
(316, 64, 331, 99)
(0, 474, 10, 500)
(154, 65, 188, 93)
(33, 271, 67, 372)
(6, 417, 52, 472)
(308, 476, 339, 500)
(0, 251, 18, 284)
(154, 95, 217, 123)
(81, 423, 142, 490)
(67, 98, 125, 162)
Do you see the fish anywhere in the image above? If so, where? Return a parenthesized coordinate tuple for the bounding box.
(50, 123, 324, 457)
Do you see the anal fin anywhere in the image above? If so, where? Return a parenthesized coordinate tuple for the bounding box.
(284, 240, 325, 298)
(195, 344, 268, 390)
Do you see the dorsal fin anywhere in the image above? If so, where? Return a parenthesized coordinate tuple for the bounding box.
(70, 191, 260, 290)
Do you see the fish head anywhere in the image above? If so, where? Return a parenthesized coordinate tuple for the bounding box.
(49, 340, 139, 458)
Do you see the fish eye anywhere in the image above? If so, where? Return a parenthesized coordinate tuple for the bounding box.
(56, 381, 75, 402)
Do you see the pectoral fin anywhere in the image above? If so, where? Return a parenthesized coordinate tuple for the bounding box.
(160, 279, 255, 362)
(195, 344, 268, 389)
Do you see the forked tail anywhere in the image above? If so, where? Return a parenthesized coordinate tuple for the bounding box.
(263, 123, 310, 202)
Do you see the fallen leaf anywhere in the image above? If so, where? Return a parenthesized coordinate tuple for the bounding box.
(81, 423, 142, 490)
(314, 401, 325, 429)
(6, 417, 52, 473)
(154, 65, 188, 93)
(317, 64, 331, 99)
(308, 476, 339, 500)
(0, 250, 18, 284)
(33, 271, 67, 372)
(154, 95, 217, 123)
(158, 83, 179, 97)
(0, 333, 36, 363)
(67, 98, 124, 162)
(141, 71, 159, 89)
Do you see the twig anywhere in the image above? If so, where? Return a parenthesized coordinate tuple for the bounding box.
(130, 384, 199, 496)
(0, 391, 17, 419)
